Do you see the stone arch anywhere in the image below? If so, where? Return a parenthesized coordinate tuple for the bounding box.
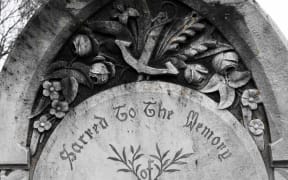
(0, 0, 287, 179)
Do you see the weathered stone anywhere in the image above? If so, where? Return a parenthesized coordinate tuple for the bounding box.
(0, 170, 28, 180)
(1, 0, 288, 179)
(33, 82, 268, 180)
(275, 168, 288, 180)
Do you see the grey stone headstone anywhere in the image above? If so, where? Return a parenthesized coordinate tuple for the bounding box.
(0, 0, 288, 179)
(33, 82, 268, 180)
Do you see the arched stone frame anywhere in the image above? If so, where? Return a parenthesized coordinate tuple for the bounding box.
(0, 0, 288, 179)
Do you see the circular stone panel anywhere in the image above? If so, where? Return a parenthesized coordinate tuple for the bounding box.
(33, 81, 268, 180)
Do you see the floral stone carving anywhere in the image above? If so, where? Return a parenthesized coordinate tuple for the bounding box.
(28, 0, 266, 166)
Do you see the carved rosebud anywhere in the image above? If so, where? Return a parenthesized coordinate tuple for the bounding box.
(184, 64, 209, 84)
(73, 34, 93, 57)
(89, 63, 110, 85)
(212, 52, 239, 75)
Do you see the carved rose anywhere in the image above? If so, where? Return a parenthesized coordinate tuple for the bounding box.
(33, 115, 52, 133)
(50, 100, 69, 119)
(184, 64, 208, 84)
(73, 34, 93, 57)
(212, 52, 239, 75)
(248, 119, 265, 136)
(89, 63, 110, 85)
(42, 81, 62, 100)
(241, 89, 262, 110)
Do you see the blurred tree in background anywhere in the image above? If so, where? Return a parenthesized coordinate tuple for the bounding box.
(0, 0, 45, 70)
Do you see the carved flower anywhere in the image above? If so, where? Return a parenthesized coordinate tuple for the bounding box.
(241, 89, 262, 110)
(89, 60, 117, 85)
(112, 3, 140, 25)
(42, 81, 62, 100)
(50, 100, 69, 119)
(200, 62, 251, 109)
(73, 34, 93, 57)
(184, 64, 208, 84)
(89, 63, 110, 84)
(212, 51, 239, 75)
(248, 119, 265, 136)
(33, 115, 52, 133)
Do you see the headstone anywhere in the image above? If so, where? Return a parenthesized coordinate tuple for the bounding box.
(1, 0, 288, 179)
(33, 82, 268, 179)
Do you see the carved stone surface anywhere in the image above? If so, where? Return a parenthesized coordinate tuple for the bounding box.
(1, 0, 288, 179)
(33, 82, 268, 180)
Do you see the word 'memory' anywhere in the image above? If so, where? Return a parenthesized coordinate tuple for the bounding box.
(59, 115, 109, 171)
(184, 110, 232, 161)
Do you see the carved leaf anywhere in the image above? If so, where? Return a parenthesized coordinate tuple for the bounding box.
(241, 106, 252, 128)
(156, 144, 161, 157)
(155, 13, 205, 59)
(228, 71, 251, 88)
(155, 164, 161, 172)
(30, 96, 50, 119)
(218, 84, 235, 109)
(163, 159, 170, 166)
(200, 74, 223, 93)
(122, 147, 127, 162)
(117, 169, 132, 172)
(130, 145, 134, 154)
(179, 153, 193, 159)
(169, 57, 187, 69)
(194, 43, 234, 59)
(87, 21, 134, 42)
(173, 161, 187, 165)
(135, 145, 141, 155)
(173, 148, 183, 160)
(162, 150, 170, 159)
(46, 61, 69, 74)
(61, 77, 79, 104)
(30, 130, 40, 156)
(134, 154, 144, 160)
(107, 157, 121, 162)
(183, 41, 233, 60)
(109, 144, 122, 160)
(71, 63, 90, 77)
(253, 135, 265, 152)
(165, 169, 180, 173)
(45, 69, 93, 89)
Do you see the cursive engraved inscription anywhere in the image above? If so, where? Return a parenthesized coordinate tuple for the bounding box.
(184, 110, 232, 161)
(59, 115, 109, 170)
(59, 99, 232, 171)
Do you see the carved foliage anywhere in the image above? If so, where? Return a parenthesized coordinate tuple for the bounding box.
(108, 144, 193, 179)
(29, 0, 266, 155)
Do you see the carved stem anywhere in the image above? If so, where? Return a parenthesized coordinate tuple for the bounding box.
(115, 40, 179, 75)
